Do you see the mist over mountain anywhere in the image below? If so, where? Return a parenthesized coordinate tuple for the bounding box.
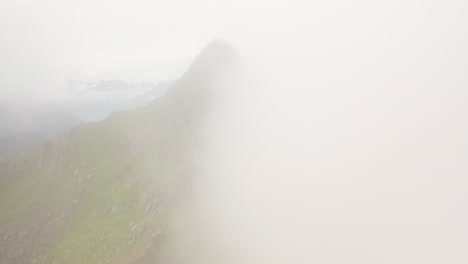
(0, 133, 47, 160)
(0, 101, 82, 139)
(0, 79, 173, 159)
(0, 40, 239, 264)
(1, 0, 467, 263)
(0, 101, 82, 160)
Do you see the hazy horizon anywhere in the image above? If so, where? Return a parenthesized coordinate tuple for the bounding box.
(1, 0, 468, 263)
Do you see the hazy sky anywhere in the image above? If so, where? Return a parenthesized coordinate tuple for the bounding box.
(0, 0, 308, 100)
(1, 0, 468, 263)
(1, 0, 465, 101)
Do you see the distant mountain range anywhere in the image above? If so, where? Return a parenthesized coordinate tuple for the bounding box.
(62, 80, 174, 121)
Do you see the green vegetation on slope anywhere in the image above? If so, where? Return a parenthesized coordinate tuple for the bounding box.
(0, 39, 237, 264)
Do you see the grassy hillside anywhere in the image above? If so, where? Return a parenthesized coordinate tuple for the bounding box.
(0, 39, 237, 264)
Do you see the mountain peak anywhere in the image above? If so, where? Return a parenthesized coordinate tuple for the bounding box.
(202, 39, 235, 55)
(184, 39, 238, 78)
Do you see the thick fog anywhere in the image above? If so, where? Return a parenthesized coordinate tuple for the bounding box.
(1, 0, 468, 263)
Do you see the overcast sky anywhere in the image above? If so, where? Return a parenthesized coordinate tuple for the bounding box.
(1, 0, 465, 101)
(0, 0, 308, 101)
(1, 0, 468, 263)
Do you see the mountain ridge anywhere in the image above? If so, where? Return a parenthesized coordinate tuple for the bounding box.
(0, 39, 238, 264)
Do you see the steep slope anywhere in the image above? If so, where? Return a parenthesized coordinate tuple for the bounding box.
(0, 39, 238, 264)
